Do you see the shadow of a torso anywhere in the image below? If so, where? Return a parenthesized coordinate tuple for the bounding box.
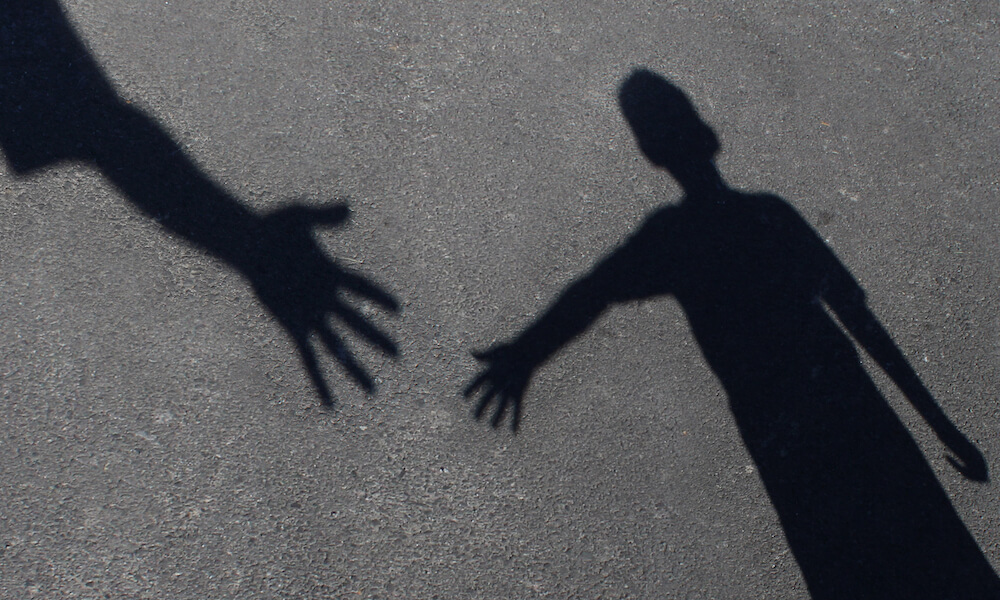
(615, 189, 998, 599)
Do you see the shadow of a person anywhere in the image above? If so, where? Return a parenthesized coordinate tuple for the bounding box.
(0, 0, 399, 405)
(466, 69, 998, 598)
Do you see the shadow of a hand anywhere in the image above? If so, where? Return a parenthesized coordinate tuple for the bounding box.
(238, 202, 399, 405)
(938, 421, 989, 482)
(464, 344, 532, 431)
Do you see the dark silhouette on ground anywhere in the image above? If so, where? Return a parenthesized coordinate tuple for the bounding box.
(466, 69, 998, 598)
(0, 0, 398, 404)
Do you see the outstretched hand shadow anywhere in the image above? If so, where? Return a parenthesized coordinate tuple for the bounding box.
(464, 344, 531, 431)
(243, 203, 399, 404)
(0, 0, 399, 405)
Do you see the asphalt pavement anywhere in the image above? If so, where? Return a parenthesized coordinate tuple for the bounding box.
(2, 1, 999, 598)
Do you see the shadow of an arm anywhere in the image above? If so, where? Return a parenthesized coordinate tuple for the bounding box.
(1, 0, 399, 404)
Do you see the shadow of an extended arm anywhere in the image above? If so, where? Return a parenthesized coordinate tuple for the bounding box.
(466, 230, 651, 430)
(0, 0, 398, 404)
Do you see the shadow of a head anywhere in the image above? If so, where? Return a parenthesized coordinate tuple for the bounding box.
(618, 69, 720, 173)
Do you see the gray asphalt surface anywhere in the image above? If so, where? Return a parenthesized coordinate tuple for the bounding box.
(2, 1, 999, 598)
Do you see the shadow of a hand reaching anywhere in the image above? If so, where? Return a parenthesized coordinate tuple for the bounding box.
(242, 203, 399, 404)
(0, 0, 400, 405)
(465, 343, 532, 431)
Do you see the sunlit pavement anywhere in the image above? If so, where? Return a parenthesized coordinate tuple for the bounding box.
(2, 2, 998, 598)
